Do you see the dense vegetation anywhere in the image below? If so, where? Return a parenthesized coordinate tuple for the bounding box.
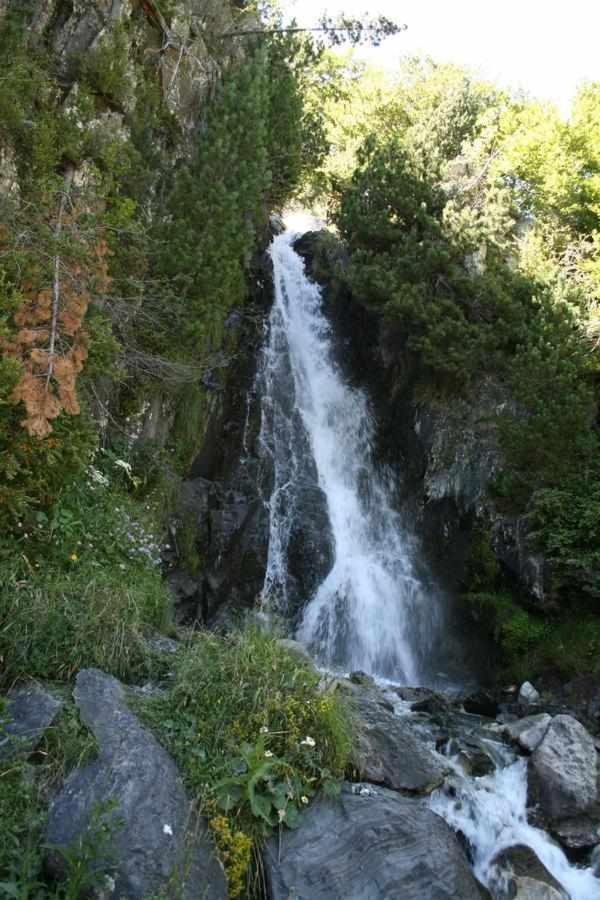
(0, 0, 324, 681)
(138, 629, 350, 896)
(0, 0, 599, 893)
(311, 57, 599, 678)
(0, 4, 353, 895)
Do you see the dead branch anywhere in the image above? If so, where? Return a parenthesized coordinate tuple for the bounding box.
(46, 164, 75, 389)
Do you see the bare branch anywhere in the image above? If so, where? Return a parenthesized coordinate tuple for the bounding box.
(46, 164, 75, 389)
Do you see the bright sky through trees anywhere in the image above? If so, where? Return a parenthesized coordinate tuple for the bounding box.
(282, 0, 600, 115)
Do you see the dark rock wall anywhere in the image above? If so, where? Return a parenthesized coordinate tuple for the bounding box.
(166, 250, 275, 624)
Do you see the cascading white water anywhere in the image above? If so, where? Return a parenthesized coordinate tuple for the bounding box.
(259, 227, 443, 684)
(431, 754, 600, 899)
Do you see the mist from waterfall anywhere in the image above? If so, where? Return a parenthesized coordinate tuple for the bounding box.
(258, 227, 445, 685)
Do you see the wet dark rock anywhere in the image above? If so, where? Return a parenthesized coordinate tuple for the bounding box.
(344, 680, 446, 793)
(552, 813, 600, 850)
(463, 689, 500, 718)
(492, 519, 548, 611)
(165, 569, 202, 622)
(492, 845, 569, 899)
(409, 691, 453, 717)
(528, 715, 598, 822)
(46, 669, 226, 899)
(206, 497, 270, 624)
(349, 671, 376, 687)
(456, 747, 497, 778)
(165, 255, 274, 625)
(0, 684, 63, 760)
(285, 483, 335, 607)
(395, 685, 442, 705)
(264, 782, 490, 900)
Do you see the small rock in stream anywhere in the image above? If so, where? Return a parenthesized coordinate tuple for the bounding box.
(462, 689, 500, 718)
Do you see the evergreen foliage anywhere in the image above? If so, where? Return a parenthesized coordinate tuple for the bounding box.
(0, 5, 317, 542)
(326, 61, 599, 642)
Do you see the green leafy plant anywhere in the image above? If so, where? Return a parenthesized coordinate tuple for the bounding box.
(214, 736, 308, 832)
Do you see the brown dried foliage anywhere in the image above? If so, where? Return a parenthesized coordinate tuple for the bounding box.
(1, 210, 111, 438)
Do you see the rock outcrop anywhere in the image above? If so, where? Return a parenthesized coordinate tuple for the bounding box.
(264, 782, 489, 900)
(345, 677, 447, 794)
(505, 714, 552, 753)
(46, 669, 226, 899)
(492, 845, 569, 900)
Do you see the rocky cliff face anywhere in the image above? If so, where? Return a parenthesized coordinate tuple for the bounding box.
(164, 250, 276, 624)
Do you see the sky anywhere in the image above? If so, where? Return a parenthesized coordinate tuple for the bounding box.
(281, 0, 600, 116)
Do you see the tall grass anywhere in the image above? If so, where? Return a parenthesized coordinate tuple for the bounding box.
(0, 565, 169, 687)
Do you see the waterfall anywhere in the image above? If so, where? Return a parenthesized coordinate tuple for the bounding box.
(252, 223, 600, 899)
(257, 227, 444, 684)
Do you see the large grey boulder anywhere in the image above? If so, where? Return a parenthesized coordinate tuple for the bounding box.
(529, 715, 598, 821)
(46, 669, 226, 900)
(264, 783, 489, 900)
(0, 684, 63, 760)
(346, 680, 446, 793)
(505, 714, 552, 753)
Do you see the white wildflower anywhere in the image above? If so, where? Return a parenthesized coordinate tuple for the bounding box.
(259, 726, 269, 734)
(114, 459, 132, 474)
(264, 750, 274, 758)
(300, 736, 316, 748)
(163, 824, 173, 836)
(88, 466, 109, 486)
(301, 796, 309, 805)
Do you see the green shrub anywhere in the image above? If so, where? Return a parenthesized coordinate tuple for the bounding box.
(466, 591, 549, 681)
(77, 23, 133, 108)
(138, 628, 351, 895)
(528, 465, 600, 602)
(0, 448, 173, 687)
